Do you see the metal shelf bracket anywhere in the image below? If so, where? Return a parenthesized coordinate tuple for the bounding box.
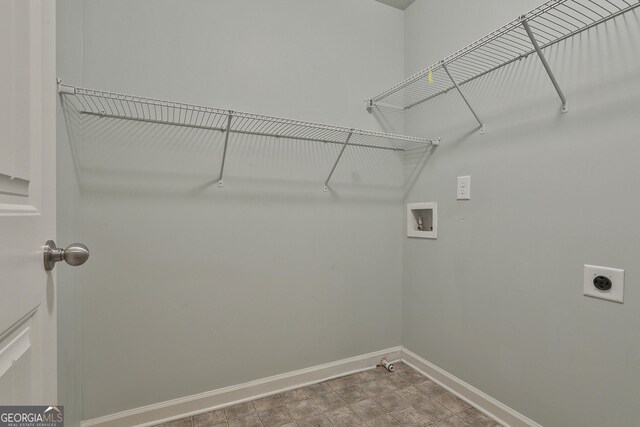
(366, 100, 374, 113)
(442, 62, 485, 134)
(57, 78, 75, 96)
(324, 131, 353, 192)
(521, 17, 568, 114)
(218, 112, 233, 188)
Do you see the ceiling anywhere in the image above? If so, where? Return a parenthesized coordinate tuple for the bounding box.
(373, 0, 417, 11)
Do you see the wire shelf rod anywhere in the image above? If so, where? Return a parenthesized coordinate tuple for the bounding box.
(60, 84, 436, 149)
(366, 0, 640, 110)
(59, 83, 440, 190)
(77, 110, 409, 152)
(405, 0, 637, 110)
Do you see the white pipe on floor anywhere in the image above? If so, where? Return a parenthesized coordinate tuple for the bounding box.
(380, 358, 395, 372)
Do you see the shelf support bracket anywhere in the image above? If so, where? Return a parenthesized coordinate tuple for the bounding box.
(521, 18, 568, 113)
(218, 112, 233, 188)
(57, 78, 75, 95)
(366, 100, 374, 113)
(442, 62, 485, 134)
(324, 131, 353, 192)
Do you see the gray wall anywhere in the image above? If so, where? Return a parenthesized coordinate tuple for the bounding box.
(57, 0, 84, 426)
(57, 1, 640, 425)
(402, 1, 640, 426)
(57, 0, 407, 421)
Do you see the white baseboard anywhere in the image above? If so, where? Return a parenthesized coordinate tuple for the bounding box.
(401, 348, 541, 427)
(82, 346, 541, 427)
(81, 347, 402, 427)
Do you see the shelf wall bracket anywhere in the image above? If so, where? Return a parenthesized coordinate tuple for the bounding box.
(521, 17, 568, 114)
(57, 78, 75, 96)
(324, 131, 353, 192)
(442, 62, 485, 134)
(217, 112, 233, 188)
(366, 100, 374, 113)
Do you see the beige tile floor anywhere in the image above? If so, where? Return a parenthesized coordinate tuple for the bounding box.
(156, 363, 502, 427)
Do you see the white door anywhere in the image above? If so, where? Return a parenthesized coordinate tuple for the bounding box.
(0, 0, 57, 404)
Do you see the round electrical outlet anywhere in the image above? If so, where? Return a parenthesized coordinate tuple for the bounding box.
(593, 275, 612, 291)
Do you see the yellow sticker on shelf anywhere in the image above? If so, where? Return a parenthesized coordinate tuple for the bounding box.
(428, 69, 433, 84)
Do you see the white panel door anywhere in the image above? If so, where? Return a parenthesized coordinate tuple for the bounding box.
(0, 0, 57, 404)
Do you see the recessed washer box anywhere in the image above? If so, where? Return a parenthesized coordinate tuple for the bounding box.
(407, 203, 437, 239)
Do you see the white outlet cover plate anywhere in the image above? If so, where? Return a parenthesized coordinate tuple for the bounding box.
(583, 265, 624, 303)
(457, 176, 470, 200)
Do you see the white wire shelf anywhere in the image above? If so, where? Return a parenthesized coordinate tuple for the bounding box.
(58, 83, 438, 191)
(366, 0, 640, 130)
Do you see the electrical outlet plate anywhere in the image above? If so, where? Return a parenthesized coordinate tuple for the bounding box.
(583, 265, 624, 303)
(457, 176, 470, 200)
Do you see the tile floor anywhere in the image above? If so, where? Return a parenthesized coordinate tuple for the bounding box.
(156, 363, 502, 427)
